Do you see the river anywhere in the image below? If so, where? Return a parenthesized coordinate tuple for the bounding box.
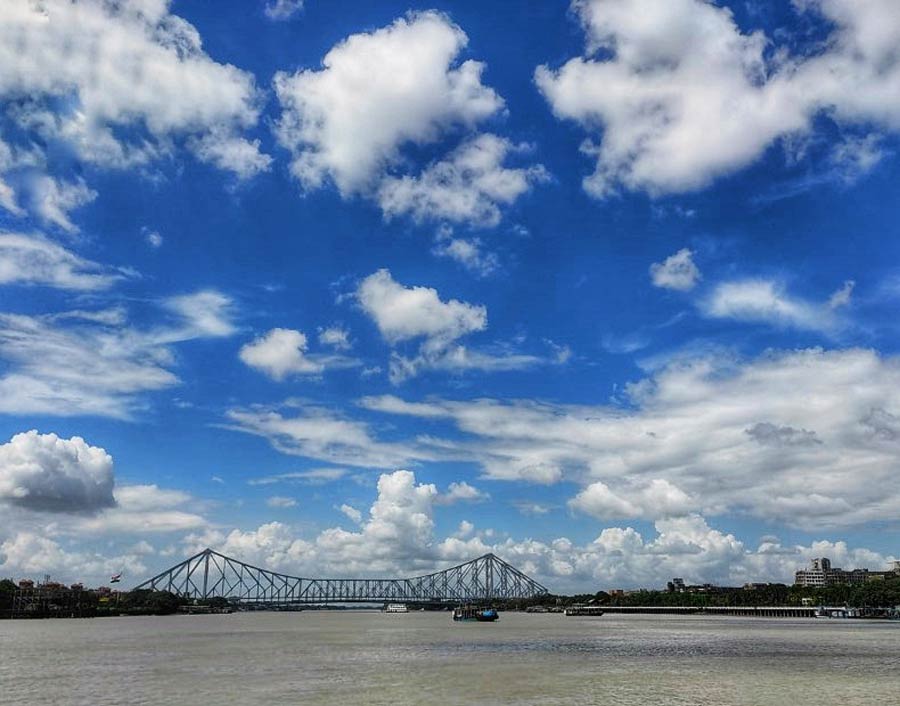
(2, 612, 898, 705)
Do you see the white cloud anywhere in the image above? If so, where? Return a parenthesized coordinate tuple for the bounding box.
(377, 134, 548, 227)
(189, 131, 272, 180)
(213, 471, 469, 576)
(356, 268, 486, 348)
(267, 496, 298, 508)
(0, 292, 236, 418)
(200, 469, 896, 590)
(0, 532, 147, 584)
(0, 231, 124, 290)
(0, 0, 266, 177)
(702, 279, 837, 332)
(225, 404, 431, 469)
(436, 480, 490, 505)
(650, 248, 701, 291)
(0, 430, 115, 513)
(240, 328, 323, 380)
(74, 484, 207, 534)
(273, 11, 503, 195)
(28, 176, 97, 233)
(360, 347, 900, 527)
(0, 312, 176, 418)
(512, 501, 552, 516)
(829, 279, 855, 309)
(356, 269, 540, 382)
(143, 229, 163, 248)
(431, 227, 499, 277)
(318, 325, 351, 351)
(265, 0, 304, 21)
(339, 503, 362, 524)
(570, 478, 694, 520)
(536, 0, 900, 197)
(248, 468, 349, 486)
(162, 290, 237, 339)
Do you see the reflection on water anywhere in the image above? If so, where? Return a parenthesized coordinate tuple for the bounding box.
(2, 612, 899, 705)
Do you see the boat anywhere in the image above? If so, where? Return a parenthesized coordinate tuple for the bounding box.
(382, 603, 409, 613)
(452, 605, 499, 622)
(564, 605, 604, 617)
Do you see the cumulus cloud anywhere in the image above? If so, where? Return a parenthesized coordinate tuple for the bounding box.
(650, 248, 701, 291)
(355, 269, 542, 382)
(570, 478, 694, 520)
(0, 431, 115, 513)
(217, 470, 443, 575)
(377, 135, 548, 227)
(436, 481, 490, 505)
(273, 12, 539, 226)
(0, 231, 125, 290)
(356, 269, 487, 348)
(240, 328, 323, 380)
(360, 347, 900, 527)
(0, 532, 147, 584)
(536, 0, 900, 197)
(199, 469, 896, 590)
(274, 11, 502, 194)
(239, 327, 358, 380)
(0, 0, 268, 229)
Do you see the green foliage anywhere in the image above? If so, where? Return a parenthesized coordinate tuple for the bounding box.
(848, 577, 900, 608)
(119, 589, 185, 615)
(0, 578, 16, 613)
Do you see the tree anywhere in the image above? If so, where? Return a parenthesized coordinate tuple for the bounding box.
(0, 579, 16, 615)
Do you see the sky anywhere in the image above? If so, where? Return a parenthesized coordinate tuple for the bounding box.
(1, 0, 900, 593)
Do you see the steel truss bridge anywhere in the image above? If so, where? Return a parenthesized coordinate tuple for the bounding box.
(133, 548, 549, 604)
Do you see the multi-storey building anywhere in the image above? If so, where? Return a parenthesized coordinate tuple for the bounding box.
(794, 558, 900, 587)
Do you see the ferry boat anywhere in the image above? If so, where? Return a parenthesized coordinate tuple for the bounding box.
(452, 605, 499, 622)
(564, 605, 605, 617)
(382, 603, 409, 613)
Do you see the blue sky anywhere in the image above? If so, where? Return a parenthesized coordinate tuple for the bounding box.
(1, 0, 900, 591)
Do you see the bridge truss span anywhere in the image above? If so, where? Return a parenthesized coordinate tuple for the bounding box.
(133, 549, 549, 604)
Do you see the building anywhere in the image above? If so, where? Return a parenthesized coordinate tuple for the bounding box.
(794, 558, 900, 587)
(667, 578, 686, 593)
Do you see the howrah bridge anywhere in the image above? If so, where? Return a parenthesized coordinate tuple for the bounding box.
(133, 548, 549, 604)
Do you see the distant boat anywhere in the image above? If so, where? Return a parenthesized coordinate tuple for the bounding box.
(452, 605, 499, 622)
(564, 605, 604, 617)
(383, 603, 409, 613)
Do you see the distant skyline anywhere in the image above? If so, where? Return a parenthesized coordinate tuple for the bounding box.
(1, 0, 900, 592)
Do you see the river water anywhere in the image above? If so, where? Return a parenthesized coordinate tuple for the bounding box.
(2, 612, 898, 705)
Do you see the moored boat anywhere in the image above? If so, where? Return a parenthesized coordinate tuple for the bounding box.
(452, 605, 499, 622)
(383, 603, 409, 613)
